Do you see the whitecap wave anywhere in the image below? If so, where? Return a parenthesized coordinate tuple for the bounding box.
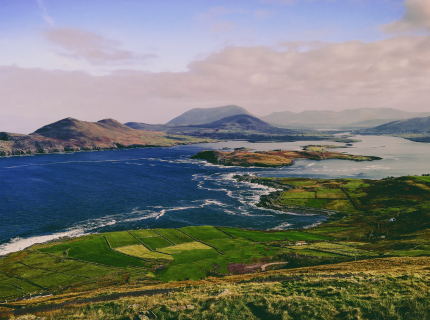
(271, 222, 292, 230)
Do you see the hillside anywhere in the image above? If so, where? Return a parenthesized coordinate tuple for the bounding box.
(167, 105, 252, 125)
(366, 116, 430, 134)
(126, 115, 359, 143)
(260, 108, 430, 128)
(0, 117, 207, 157)
(199, 114, 292, 134)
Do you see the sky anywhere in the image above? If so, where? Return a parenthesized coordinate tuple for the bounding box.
(1, 0, 430, 133)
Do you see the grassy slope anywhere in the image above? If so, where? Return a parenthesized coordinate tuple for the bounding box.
(2, 257, 430, 319)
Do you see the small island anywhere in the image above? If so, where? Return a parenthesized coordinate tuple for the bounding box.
(191, 145, 381, 167)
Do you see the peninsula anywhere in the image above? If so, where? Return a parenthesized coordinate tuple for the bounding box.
(0, 117, 210, 157)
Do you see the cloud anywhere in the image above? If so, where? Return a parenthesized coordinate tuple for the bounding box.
(36, 0, 55, 26)
(2, 35, 430, 133)
(43, 28, 157, 65)
(382, 0, 430, 33)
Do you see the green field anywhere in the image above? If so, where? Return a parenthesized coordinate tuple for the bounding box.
(180, 226, 231, 240)
(39, 236, 148, 268)
(130, 229, 158, 238)
(219, 228, 332, 241)
(158, 242, 212, 253)
(139, 236, 173, 250)
(306, 199, 328, 208)
(282, 191, 315, 199)
(104, 231, 140, 248)
(316, 188, 347, 199)
(415, 176, 430, 183)
(116, 244, 173, 260)
(205, 238, 254, 252)
(155, 229, 194, 244)
(0, 250, 126, 301)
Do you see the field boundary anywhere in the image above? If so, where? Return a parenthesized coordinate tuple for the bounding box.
(127, 231, 155, 251)
(152, 230, 175, 245)
(125, 232, 173, 257)
(214, 227, 235, 238)
(103, 236, 169, 261)
(340, 188, 361, 211)
(30, 249, 119, 271)
(176, 229, 224, 255)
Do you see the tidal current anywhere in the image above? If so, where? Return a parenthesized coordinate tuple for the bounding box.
(1, 135, 429, 255)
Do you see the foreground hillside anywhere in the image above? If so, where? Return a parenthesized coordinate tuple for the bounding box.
(1, 256, 430, 319)
(0, 118, 209, 157)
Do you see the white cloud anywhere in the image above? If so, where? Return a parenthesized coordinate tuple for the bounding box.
(43, 28, 156, 66)
(2, 35, 430, 133)
(383, 0, 430, 33)
(36, 0, 55, 26)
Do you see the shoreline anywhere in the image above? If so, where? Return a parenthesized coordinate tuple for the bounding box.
(0, 140, 212, 159)
(234, 174, 346, 222)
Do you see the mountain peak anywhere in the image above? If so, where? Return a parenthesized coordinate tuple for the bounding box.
(167, 105, 252, 125)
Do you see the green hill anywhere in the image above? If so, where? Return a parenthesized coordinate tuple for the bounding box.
(366, 116, 430, 134)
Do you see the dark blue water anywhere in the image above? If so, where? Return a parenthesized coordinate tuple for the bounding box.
(1, 135, 430, 254)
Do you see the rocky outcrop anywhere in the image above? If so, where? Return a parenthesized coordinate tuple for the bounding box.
(191, 148, 381, 168)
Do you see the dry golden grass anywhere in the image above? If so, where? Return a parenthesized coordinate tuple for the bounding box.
(115, 245, 173, 260)
(158, 242, 212, 253)
(4, 256, 429, 314)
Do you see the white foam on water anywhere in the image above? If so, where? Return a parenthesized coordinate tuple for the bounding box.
(303, 221, 323, 229)
(156, 209, 166, 220)
(271, 222, 292, 230)
(0, 229, 86, 256)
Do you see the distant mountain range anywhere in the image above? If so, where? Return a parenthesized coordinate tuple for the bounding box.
(260, 108, 430, 129)
(0, 118, 204, 157)
(167, 105, 252, 125)
(164, 106, 430, 129)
